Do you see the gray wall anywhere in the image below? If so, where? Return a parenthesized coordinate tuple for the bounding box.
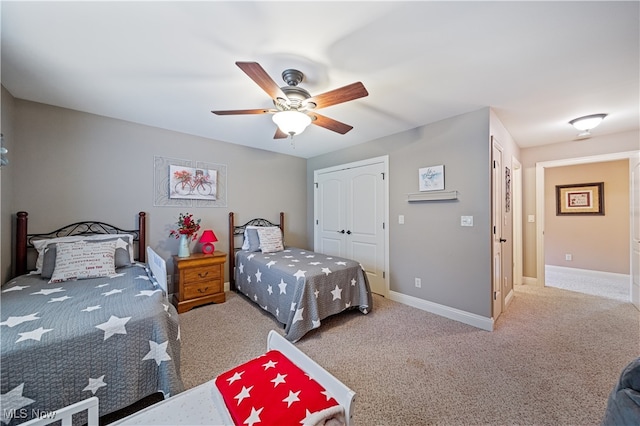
(1, 86, 17, 283)
(307, 108, 495, 318)
(5, 96, 308, 291)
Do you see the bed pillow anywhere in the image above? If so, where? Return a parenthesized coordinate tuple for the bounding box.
(245, 228, 262, 252)
(40, 237, 132, 278)
(33, 233, 134, 274)
(257, 227, 284, 253)
(241, 225, 262, 250)
(49, 240, 117, 283)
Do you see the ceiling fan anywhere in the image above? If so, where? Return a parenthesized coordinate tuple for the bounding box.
(211, 61, 369, 139)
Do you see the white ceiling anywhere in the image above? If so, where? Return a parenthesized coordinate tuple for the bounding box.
(2, 1, 638, 159)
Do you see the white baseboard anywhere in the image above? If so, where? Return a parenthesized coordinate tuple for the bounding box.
(522, 276, 538, 286)
(545, 265, 630, 281)
(388, 291, 494, 331)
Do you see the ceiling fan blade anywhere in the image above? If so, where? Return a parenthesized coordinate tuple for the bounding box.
(211, 108, 273, 115)
(273, 127, 289, 139)
(236, 61, 288, 101)
(310, 113, 354, 134)
(306, 82, 368, 110)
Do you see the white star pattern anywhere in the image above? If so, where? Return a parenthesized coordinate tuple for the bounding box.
(321, 390, 332, 401)
(335, 261, 347, 266)
(108, 273, 126, 279)
(244, 407, 263, 426)
(255, 270, 262, 282)
(0, 384, 35, 424)
(95, 315, 131, 340)
(278, 279, 287, 294)
(292, 308, 304, 324)
(16, 327, 53, 343)
(283, 390, 301, 407)
(102, 288, 124, 296)
(135, 275, 150, 281)
(2, 285, 28, 292)
(31, 287, 64, 296)
(142, 340, 172, 366)
(351, 278, 357, 286)
(136, 289, 161, 297)
(83, 375, 107, 395)
(262, 360, 277, 370)
(271, 373, 287, 387)
(0, 313, 40, 327)
(266, 261, 276, 268)
(293, 270, 306, 280)
(247, 254, 256, 260)
(247, 275, 252, 284)
(48, 296, 72, 303)
(238, 262, 244, 274)
(312, 319, 321, 328)
(227, 371, 244, 385)
(234, 385, 253, 405)
(314, 289, 319, 298)
(95, 283, 110, 288)
(267, 285, 273, 295)
(309, 262, 321, 266)
(321, 267, 332, 276)
(82, 305, 101, 312)
(331, 285, 343, 300)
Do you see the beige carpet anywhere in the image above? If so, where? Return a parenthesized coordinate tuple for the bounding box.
(178, 285, 639, 425)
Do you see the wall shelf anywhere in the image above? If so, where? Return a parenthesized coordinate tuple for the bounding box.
(407, 190, 458, 202)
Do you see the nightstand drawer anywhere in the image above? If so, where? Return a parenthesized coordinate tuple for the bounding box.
(184, 267, 221, 283)
(184, 279, 222, 299)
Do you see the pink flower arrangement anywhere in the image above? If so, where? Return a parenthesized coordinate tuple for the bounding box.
(169, 212, 201, 242)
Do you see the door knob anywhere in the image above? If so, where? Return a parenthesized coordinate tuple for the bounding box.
(500, 238, 507, 243)
(338, 230, 345, 234)
(346, 230, 352, 235)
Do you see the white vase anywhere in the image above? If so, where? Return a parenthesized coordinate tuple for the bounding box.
(178, 234, 190, 258)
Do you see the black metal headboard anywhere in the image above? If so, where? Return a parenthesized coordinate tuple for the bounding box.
(228, 212, 284, 290)
(15, 211, 147, 277)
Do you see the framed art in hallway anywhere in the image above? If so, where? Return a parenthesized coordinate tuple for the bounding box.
(418, 165, 444, 191)
(556, 182, 604, 215)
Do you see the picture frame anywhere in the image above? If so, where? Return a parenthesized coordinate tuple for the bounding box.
(418, 165, 445, 192)
(555, 182, 604, 215)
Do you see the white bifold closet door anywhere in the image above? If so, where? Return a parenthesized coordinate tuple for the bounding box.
(315, 161, 386, 296)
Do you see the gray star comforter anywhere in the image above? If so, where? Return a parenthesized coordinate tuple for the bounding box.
(234, 247, 372, 342)
(0, 264, 183, 425)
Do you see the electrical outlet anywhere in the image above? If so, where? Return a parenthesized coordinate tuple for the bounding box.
(565, 254, 572, 261)
(415, 277, 421, 288)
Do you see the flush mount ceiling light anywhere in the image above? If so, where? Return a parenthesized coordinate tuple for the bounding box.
(272, 110, 312, 137)
(569, 113, 607, 137)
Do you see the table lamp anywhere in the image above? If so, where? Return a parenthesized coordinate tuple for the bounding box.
(199, 229, 218, 254)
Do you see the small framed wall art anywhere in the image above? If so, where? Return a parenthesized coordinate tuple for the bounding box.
(555, 182, 604, 215)
(418, 165, 445, 192)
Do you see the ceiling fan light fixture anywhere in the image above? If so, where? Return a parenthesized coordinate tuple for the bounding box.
(569, 113, 607, 132)
(272, 110, 312, 136)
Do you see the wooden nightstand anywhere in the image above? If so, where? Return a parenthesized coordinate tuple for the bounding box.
(172, 251, 226, 313)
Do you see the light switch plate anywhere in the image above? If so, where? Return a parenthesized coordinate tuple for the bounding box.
(461, 216, 473, 226)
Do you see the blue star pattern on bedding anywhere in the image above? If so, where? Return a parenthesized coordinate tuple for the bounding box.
(235, 248, 372, 342)
(0, 264, 183, 425)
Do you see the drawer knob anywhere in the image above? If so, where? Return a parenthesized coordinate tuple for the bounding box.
(198, 271, 209, 278)
(197, 287, 209, 294)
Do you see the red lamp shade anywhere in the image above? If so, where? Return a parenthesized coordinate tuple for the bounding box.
(199, 229, 218, 254)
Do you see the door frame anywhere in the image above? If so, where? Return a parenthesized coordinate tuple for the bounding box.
(512, 157, 523, 287)
(313, 155, 390, 297)
(535, 150, 639, 290)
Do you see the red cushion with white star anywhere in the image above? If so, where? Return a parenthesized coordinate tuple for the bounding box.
(215, 350, 340, 426)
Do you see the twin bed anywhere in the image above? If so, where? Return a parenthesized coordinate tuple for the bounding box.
(228, 212, 373, 343)
(1, 212, 182, 425)
(2, 211, 365, 425)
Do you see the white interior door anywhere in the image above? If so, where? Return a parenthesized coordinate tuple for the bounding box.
(315, 158, 388, 296)
(631, 153, 640, 310)
(492, 138, 504, 319)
